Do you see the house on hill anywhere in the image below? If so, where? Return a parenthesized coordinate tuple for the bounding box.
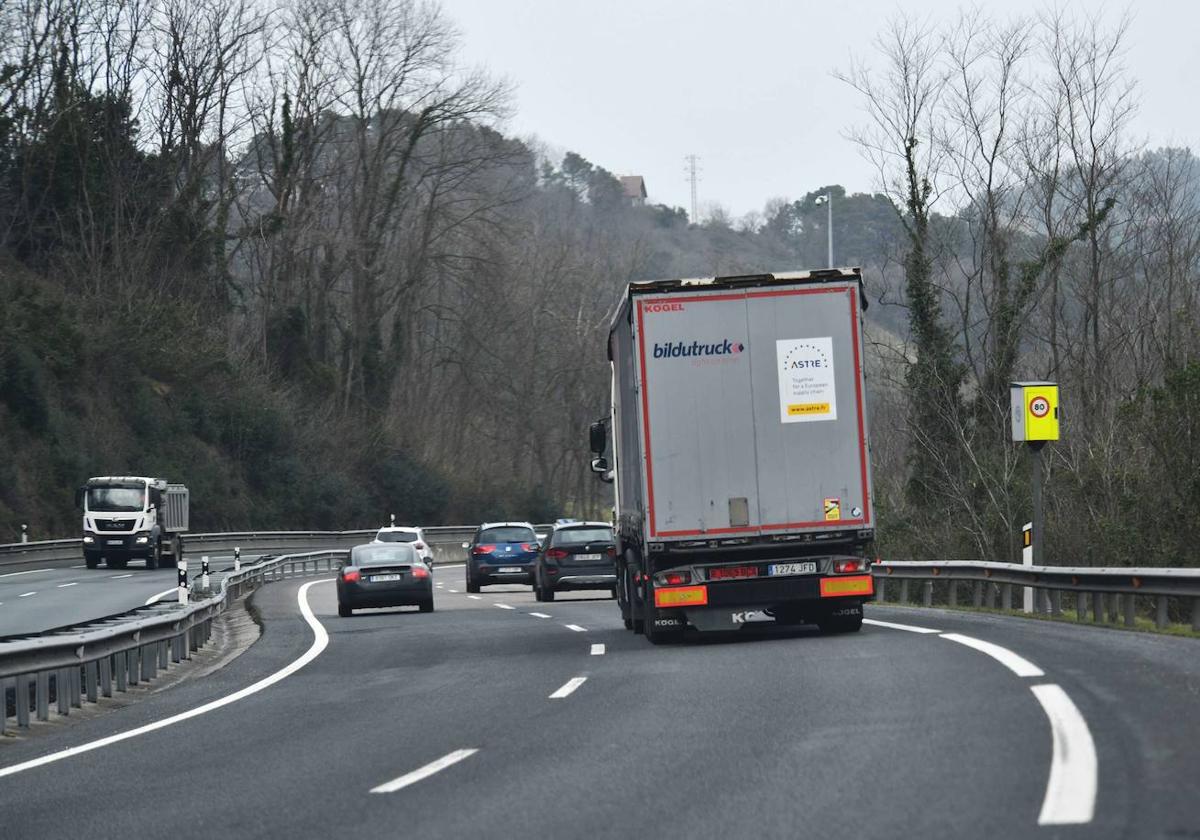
(620, 175, 647, 207)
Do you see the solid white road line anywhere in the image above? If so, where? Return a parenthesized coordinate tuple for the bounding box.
(467, 595, 482, 600)
(590, 644, 605, 655)
(0, 568, 54, 578)
(56, 582, 78, 588)
(369, 748, 479, 794)
(564, 624, 586, 632)
(940, 633, 1045, 678)
(110, 574, 133, 579)
(18, 591, 36, 598)
(863, 618, 941, 634)
(495, 603, 515, 610)
(529, 612, 551, 619)
(1031, 684, 1098, 825)
(144, 587, 179, 606)
(447, 588, 460, 593)
(0, 578, 334, 781)
(549, 677, 587, 699)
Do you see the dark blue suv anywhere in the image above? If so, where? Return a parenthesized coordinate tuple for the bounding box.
(464, 522, 540, 592)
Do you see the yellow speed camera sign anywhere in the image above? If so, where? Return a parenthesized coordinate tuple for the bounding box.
(1010, 382, 1059, 442)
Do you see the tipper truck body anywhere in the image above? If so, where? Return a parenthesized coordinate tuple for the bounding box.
(592, 269, 875, 642)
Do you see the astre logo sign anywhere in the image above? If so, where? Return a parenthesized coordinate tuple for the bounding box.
(777, 337, 838, 423)
(653, 339, 745, 359)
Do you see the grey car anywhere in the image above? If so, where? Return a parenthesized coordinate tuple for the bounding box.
(337, 543, 434, 617)
(534, 521, 617, 602)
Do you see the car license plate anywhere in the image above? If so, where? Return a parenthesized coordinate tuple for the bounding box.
(575, 553, 602, 561)
(370, 574, 402, 582)
(499, 566, 522, 573)
(768, 562, 817, 576)
(107, 539, 123, 545)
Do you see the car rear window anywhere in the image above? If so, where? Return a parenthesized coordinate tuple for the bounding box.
(555, 527, 613, 546)
(352, 544, 416, 564)
(377, 530, 418, 543)
(479, 527, 536, 543)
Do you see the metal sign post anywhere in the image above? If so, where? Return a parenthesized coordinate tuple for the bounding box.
(1012, 381, 1060, 614)
(1022, 522, 1033, 613)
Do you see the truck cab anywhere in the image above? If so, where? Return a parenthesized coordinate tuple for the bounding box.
(77, 476, 189, 570)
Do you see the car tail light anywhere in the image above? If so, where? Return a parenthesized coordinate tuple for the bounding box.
(546, 548, 569, 560)
(709, 565, 758, 580)
(606, 547, 616, 557)
(341, 568, 360, 583)
(659, 570, 692, 586)
(522, 543, 539, 552)
(473, 544, 496, 554)
(411, 565, 429, 579)
(835, 559, 864, 573)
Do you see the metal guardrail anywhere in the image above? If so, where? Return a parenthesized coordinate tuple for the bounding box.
(1, 550, 347, 733)
(872, 560, 1200, 631)
(0, 525, 555, 571)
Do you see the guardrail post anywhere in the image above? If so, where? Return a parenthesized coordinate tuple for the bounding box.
(1092, 592, 1104, 623)
(85, 661, 98, 703)
(158, 640, 169, 670)
(69, 665, 82, 708)
(100, 656, 112, 697)
(1050, 590, 1062, 617)
(1076, 593, 1087, 621)
(128, 647, 140, 685)
(973, 581, 983, 607)
(899, 580, 909, 604)
(143, 644, 157, 680)
(1123, 593, 1137, 628)
(948, 581, 957, 607)
(1156, 596, 1169, 630)
(1001, 584, 1012, 611)
(1193, 598, 1200, 632)
(923, 581, 933, 607)
(876, 578, 886, 603)
(36, 671, 50, 721)
(984, 583, 996, 609)
(56, 669, 70, 714)
(115, 651, 128, 691)
(16, 674, 31, 728)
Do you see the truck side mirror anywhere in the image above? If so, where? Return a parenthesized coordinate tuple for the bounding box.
(590, 457, 609, 474)
(589, 421, 606, 455)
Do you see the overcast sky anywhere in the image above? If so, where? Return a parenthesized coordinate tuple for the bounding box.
(444, 0, 1199, 219)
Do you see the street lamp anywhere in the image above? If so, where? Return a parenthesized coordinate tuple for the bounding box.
(813, 193, 833, 268)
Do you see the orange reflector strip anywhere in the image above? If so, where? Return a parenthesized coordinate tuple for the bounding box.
(654, 585, 708, 608)
(819, 575, 874, 597)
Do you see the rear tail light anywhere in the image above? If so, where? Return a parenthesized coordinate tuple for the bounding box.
(658, 570, 692, 586)
(522, 543, 539, 552)
(341, 568, 361, 583)
(546, 548, 569, 560)
(835, 559, 864, 573)
(473, 544, 496, 554)
(605, 547, 616, 557)
(411, 565, 429, 579)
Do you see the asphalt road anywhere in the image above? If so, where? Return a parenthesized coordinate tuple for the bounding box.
(0, 554, 266, 636)
(1, 564, 1198, 838)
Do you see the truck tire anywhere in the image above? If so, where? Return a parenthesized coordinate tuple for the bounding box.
(146, 541, 160, 570)
(85, 552, 100, 569)
(623, 566, 644, 633)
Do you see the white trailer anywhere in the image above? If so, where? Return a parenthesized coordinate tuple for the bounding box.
(76, 477, 189, 570)
(592, 269, 876, 642)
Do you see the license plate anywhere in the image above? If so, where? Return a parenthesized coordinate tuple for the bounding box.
(370, 574, 402, 582)
(575, 554, 602, 561)
(499, 567, 522, 573)
(107, 539, 123, 545)
(768, 562, 817, 576)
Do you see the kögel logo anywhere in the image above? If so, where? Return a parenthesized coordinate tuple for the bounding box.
(653, 339, 745, 359)
(644, 302, 684, 313)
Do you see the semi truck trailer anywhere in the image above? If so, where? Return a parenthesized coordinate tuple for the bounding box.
(590, 269, 876, 643)
(76, 476, 189, 570)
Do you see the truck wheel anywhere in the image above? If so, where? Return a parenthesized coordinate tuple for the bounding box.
(146, 542, 160, 570)
(85, 552, 100, 569)
(624, 568, 644, 633)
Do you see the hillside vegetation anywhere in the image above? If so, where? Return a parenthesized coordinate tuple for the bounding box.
(2, 1, 1198, 576)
